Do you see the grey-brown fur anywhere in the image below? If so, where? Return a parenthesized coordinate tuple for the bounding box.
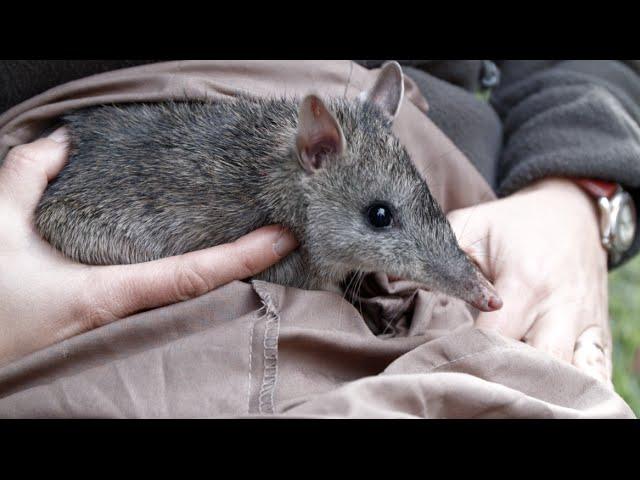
(35, 64, 500, 309)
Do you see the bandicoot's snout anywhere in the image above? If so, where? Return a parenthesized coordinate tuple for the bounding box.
(463, 269, 503, 312)
(390, 263, 502, 312)
(422, 252, 503, 313)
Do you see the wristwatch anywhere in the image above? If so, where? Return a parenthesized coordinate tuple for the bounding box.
(575, 179, 637, 264)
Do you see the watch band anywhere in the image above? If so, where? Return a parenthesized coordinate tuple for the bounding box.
(575, 178, 619, 199)
(574, 177, 637, 265)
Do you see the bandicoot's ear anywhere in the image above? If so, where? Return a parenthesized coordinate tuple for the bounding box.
(358, 60, 404, 120)
(296, 94, 346, 173)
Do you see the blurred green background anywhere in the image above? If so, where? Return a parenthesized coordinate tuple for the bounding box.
(609, 254, 640, 416)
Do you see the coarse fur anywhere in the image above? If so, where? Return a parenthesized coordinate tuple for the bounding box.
(35, 63, 500, 309)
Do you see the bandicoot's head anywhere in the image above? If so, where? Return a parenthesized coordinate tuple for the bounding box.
(294, 62, 501, 311)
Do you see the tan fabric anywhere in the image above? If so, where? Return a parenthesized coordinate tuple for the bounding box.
(0, 60, 634, 418)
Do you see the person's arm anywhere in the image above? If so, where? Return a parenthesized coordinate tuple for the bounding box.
(447, 177, 612, 385)
(0, 129, 298, 367)
(445, 60, 640, 382)
(491, 60, 640, 268)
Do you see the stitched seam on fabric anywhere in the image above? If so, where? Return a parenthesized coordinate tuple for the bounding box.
(254, 287, 280, 415)
(247, 316, 256, 415)
(426, 345, 520, 373)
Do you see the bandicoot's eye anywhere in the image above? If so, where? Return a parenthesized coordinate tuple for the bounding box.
(366, 203, 393, 229)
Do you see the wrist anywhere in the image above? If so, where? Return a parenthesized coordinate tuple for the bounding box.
(517, 177, 600, 218)
(515, 176, 605, 249)
(523, 177, 638, 266)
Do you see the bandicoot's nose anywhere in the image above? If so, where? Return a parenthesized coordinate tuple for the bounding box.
(468, 289, 503, 312)
(434, 251, 503, 312)
(463, 269, 503, 312)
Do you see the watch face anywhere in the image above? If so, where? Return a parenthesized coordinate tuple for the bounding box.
(615, 199, 637, 251)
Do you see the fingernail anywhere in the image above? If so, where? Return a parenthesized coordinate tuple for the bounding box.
(48, 127, 68, 144)
(273, 227, 298, 257)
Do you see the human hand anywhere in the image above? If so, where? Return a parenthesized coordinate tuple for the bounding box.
(0, 129, 298, 367)
(447, 178, 612, 385)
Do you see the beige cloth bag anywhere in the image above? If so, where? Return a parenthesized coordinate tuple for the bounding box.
(0, 60, 633, 418)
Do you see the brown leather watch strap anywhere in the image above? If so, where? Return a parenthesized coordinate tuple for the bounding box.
(575, 178, 619, 199)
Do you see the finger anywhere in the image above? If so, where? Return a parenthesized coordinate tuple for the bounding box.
(447, 208, 493, 278)
(523, 305, 580, 364)
(0, 128, 69, 214)
(475, 276, 534, 339)
(573, 325, 613, 387)
(86, 225, 298, 325)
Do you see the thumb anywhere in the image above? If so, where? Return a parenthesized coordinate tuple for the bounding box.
(475, 276, 533, 339)
(447, 207, 494, 278)
(86, 225, 298, 324)
(0, 128, 69, 216)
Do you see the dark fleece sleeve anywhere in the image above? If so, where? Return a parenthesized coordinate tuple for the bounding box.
(490, 60, 640, 268)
